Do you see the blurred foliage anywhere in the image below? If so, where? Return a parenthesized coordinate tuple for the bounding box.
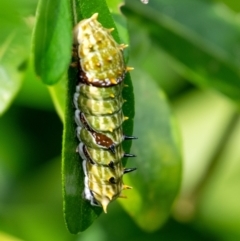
(0, 0, 240, 240)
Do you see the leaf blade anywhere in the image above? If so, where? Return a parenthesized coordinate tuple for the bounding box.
(62, 0, 134, 233)
(33, 0, 72, 85)
(0, 2, 31, 115)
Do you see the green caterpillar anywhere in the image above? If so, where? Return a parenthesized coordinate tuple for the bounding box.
(73, 13, 136, 213)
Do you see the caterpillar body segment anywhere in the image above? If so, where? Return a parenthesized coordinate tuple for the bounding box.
(73, 13, 136, 213)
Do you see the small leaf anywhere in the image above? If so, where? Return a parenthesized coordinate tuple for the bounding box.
(33, 0, 72, 85)
(48, 76, 67, 122)
(0, 1, 31, 115)
(119, 70, 182, 232)
(62, 0, 134, 233)
(0, 231, 23, 241)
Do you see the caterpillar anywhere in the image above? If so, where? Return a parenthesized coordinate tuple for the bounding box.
(72, 13, 136, 213)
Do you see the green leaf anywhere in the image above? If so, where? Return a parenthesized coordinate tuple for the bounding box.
(33, 0, 72, 85)
(123, 0, 240, 104)
(0, 1, 31, 115)
(0, 231, 23, 241)
(118, 69, 182, 232)
(62, 0, 134, 233)
(48, 76, 67, 122)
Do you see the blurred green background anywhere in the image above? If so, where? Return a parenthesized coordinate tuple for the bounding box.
(1, 0, 240, 240)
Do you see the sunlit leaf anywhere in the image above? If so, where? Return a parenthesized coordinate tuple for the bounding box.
(0, 231, 23, 241)
(48, 76, 66, 122)
(0, 2, 31, 115)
